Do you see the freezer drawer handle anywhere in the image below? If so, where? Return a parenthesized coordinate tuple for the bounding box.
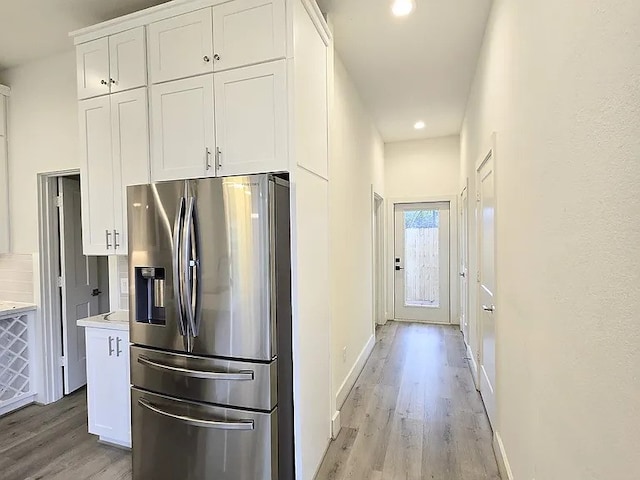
(138, 398, 255, 430)
(137, 356, 254, 381)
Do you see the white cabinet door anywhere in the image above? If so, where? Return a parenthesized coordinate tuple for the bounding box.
(214, 60, 288, 176)
(111, 88, 150, 254)
(79, 97, 115, 255)
(151, 75, 215, 181)
(109, 27, 147, 93)
(148, 9, 214, 84)
(213, 0, 286, 72)
(0, 135, 8, 254)
(86, 328, 119, 440)
(0, 95, 5, 135)
(76, 38, 110, 100)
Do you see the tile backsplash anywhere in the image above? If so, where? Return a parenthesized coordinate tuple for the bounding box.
(0, 254, 34, 303)
(118, 255, 129, 311)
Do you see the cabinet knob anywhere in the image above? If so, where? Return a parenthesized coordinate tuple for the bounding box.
(110, 78, 116, 84)
(100, 79, 108, 85)
(213, 53, 221, 61)
(203, 55, 210, 63)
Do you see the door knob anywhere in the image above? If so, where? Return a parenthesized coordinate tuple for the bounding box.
(482, 304, 495, 312)
(91, 289, 102, 297)
(459, 272, 466, 278)
(395, 266, 404, 271)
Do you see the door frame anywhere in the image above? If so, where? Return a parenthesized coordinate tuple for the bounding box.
(474, 133, 498, 423)
(371, 189, 385, 327)
(459, 182, 469, 338)
(386, 195, 458, 325)
(37, 169, 118, 404)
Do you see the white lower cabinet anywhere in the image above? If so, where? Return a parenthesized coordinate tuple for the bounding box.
(85, 327, 131, 448)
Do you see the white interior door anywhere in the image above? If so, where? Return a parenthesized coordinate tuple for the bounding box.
(460, 187, 469, 340)
(59, 177, 100, 394)
(394, 202, 450, 323)
(478, 153, 497, 427)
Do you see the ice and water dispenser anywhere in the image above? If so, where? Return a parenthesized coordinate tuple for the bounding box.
(135, 267, 166, 325)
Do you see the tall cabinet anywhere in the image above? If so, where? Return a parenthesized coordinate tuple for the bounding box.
(0, 85, 9, 253)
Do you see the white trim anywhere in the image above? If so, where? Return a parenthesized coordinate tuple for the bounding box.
(300, 0, 331, 46)
(465, 341, 479, 391)
(0, 393, 37, 417)
(386, 195, 459, 325)
(0, 84, 10, 96)
(335, 334, 375, 410)
(70, 0, 331, 47)
(331, 410, 341, 439)
(494, 431, 514, 480)
(37, 169, 81, 404)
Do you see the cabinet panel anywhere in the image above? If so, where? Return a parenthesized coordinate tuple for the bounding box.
(148, 9, 214, 84)
(151, 75, 214, 181)
(0, 136, 8, 253)
(79, 97, 114, 255)
(111, 88, 150, 254)
(214, 61, 287, 176)
(76, 38, 110, 100)
(115, 331, 131, 446)
(109, 27, 147, 93)
(86, 328, 119, 440)
(213, 0, 286, 72)
(0, 95, 5, 135)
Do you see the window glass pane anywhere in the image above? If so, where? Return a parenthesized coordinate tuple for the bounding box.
(404, 210, 440, 307)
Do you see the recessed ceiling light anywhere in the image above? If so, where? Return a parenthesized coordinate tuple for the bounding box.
(414, 121, 425, 130)
(392, 0, 415, 17)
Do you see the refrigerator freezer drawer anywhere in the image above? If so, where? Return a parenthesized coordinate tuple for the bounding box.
(131, 346, 277, 411)
(132, 388, 278, 480)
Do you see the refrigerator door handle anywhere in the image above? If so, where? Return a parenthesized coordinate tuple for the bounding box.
(183, 196, 201, 337)
(138, 398, 255, 430)
(137, 355, 255, 381)
(173, 197, 186, 336)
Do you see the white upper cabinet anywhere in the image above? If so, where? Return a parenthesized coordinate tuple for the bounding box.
(109, 27, 147, 94)
(79, 96, 114, 255)
(151, 75, 215, 181)
(214, 60, 288, 176)
(213, 0, 286, 72)
(77, 27, 147, 100)
(76, 38, 111, 100)
(111, 88, 150, 251)
(148, 9, 214, 84)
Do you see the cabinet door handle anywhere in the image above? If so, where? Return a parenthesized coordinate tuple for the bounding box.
(203, 55, 210, 63)
(106, 230, 112, 249)
(216, 147, 222, 170)
(213, 53, 221, 61)
(116, 337, 122, 357)
(205, 147, 212, 170)
(110, 78, 116, 84)
(114, 230, 120, 249)
(100, 79, 108, 85)
(108, 336, 114, 356)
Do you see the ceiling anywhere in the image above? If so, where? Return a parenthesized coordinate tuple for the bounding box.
(0, 0, 170, 71)
(318, 0, 493, 142)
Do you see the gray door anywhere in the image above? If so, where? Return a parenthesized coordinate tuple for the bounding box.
(128, 176, 275, 360)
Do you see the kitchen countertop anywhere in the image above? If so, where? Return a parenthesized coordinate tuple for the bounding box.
(77, 310, 129, 331)
(0, 301, 37, 317)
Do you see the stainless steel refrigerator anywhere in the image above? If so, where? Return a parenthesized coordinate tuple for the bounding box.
(127, 174, 294, 480)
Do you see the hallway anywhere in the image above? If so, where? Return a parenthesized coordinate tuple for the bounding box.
(316, 322, 500, 480)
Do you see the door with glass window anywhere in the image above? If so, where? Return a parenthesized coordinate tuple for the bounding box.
(394, 202, 450, 323)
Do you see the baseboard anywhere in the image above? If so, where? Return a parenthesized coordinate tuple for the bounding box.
(0, 393, 36, 417)
(335, 334, 375, 411)
(331, 410, 341, 439)
(465, 342, 480, 390)
(494, 431, 514, 480)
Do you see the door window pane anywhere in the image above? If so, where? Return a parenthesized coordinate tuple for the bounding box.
(404, 210, 440, 307)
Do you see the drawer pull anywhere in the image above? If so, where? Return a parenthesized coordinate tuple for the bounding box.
(138, 398, 255, 430)
(138, 355, 254, 381)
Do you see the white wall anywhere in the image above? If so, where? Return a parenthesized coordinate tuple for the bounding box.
(329, 56, 384, 419)
(0, 51, 78, 254)
(461, 1, 640, 479)
(385, 136, 460, 199)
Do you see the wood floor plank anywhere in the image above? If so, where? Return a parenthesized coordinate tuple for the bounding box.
(316, 322, 501, 480)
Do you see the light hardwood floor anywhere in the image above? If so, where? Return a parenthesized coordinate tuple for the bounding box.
(0, 322, 498, 480)
(315, 321, 501, 480)
(0, 389, 131, 480)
